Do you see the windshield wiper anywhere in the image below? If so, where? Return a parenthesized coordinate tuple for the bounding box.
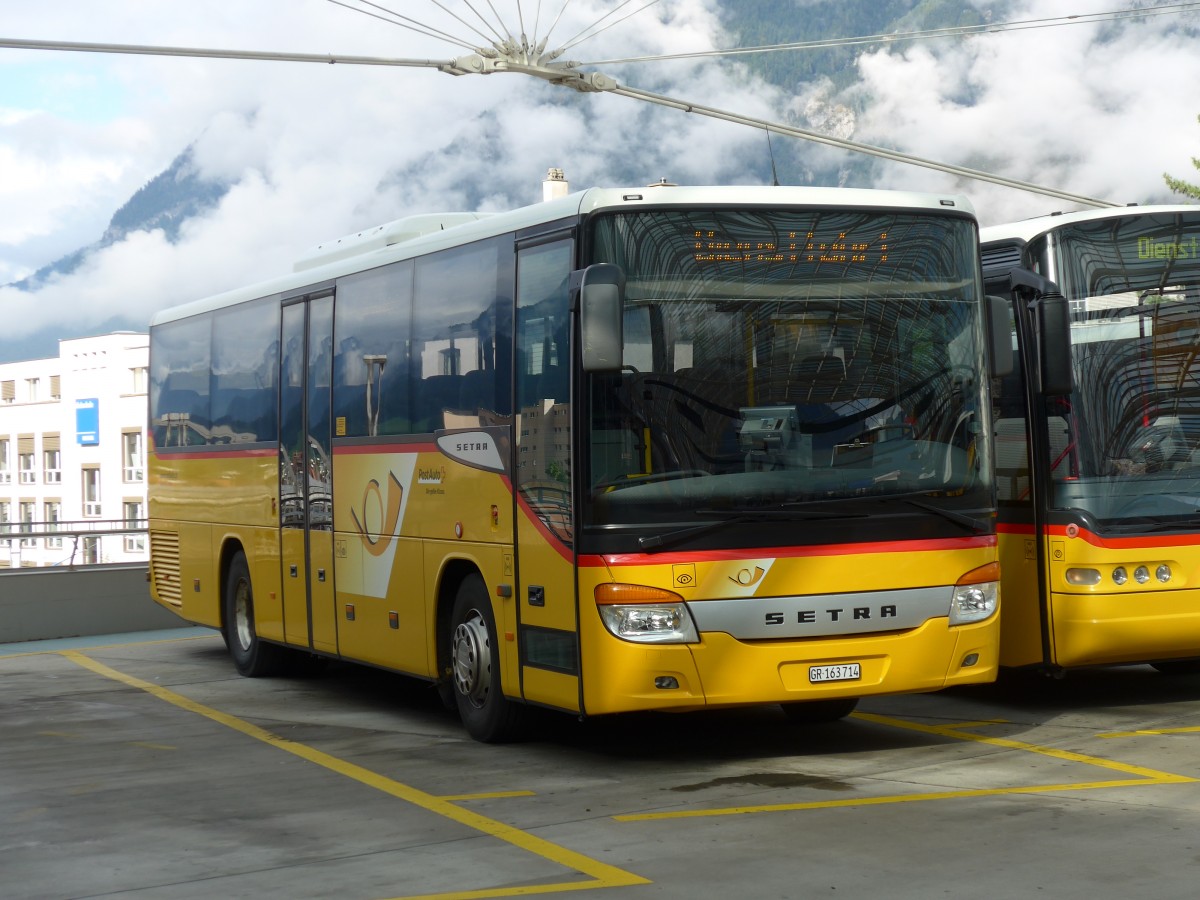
(638, 507, 867, 552)
(898, 499, 989, 534)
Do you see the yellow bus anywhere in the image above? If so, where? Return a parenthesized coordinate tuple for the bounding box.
(148, 185, 1005, 741)
(981, 205, 1200, 673)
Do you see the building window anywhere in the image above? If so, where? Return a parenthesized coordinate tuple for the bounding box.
(0, 439, 9, 483)
(44, 501, 62, 550)
(123, 500, 145, 552)
(83, 467, 101, 518)
(82, 536, 100, 565)
(18, 451, 35, 484)
(130, 366, 148, 394)
(42, 436, 61, 484)
(19, 501, 35, 548)
(0, 501, 9, 537)
(1, 380, 13, 403)
(24, 378, 40, 402)
(123, 431, 144, 482)
(50, 375, 61, 399)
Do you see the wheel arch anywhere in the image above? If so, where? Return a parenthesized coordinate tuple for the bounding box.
(216, 536, 248, 631)
(435, 557, 483, 684)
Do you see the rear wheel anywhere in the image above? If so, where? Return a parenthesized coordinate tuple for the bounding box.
(780, 697, 859, 724)
(449, 574, 525, 742)
(224, 551, 286, 677)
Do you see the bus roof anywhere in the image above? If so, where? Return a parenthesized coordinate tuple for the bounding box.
(150, 184, 977, 327)
(980, 203, 1200, 247)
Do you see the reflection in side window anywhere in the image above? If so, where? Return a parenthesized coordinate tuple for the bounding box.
(211, 297, 280, 444)
(414, 236, 513, 432)
(517, 239, 573, 543)
(150, 314, 213, 448)
(333, 260, 414, 437)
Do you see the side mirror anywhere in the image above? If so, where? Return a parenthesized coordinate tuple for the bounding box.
(985, 295, 1014, 379)
(578, 263, 624, 373)
(1037, 290, 1073, 396)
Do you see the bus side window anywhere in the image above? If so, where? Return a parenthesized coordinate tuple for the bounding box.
(333, 259, 414, 437)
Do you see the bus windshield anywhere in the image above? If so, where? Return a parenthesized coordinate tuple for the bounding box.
(1036, 212, 1200, 528)
(584, 208, 991, 537)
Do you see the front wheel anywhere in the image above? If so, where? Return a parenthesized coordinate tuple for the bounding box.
(449, 574, 525, 742)
(224, 551, 286, 677)
(780, 697, 859, 724)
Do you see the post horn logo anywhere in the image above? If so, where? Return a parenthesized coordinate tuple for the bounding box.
(729, 566, 766, 587)
(351, 471, 404, 557)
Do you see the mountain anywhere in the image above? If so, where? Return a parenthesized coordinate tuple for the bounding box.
(0, 146, 232, 362)
(719, 0, 999, 91)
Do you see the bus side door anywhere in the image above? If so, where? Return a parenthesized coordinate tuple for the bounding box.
(513, 236, 580, 712)
(280, 291, 338, 654)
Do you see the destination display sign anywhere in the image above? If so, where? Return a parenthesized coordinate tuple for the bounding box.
(691, 227, 890, 266)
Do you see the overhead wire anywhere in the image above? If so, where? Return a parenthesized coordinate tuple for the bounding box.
(557, 0, 663, 54)
(539, 0, 575, 49)
(419, 0, 504, 47)
(579, 1, 1200, 65)
(325, 0, 477, 50)
(4, 0, 1191, 208)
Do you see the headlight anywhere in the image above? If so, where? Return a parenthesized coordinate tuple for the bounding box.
(950, 562, 999, 625)
(595, 584, 699, 643)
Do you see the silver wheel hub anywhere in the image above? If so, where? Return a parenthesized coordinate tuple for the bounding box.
(452, 610, 492, 708)
(234, 581, 253, 651)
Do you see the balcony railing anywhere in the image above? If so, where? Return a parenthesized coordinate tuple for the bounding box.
(1, 518, 147, 567)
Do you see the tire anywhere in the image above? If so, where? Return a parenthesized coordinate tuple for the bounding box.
(224, 551, 286, 677)
(449, 573, 525, 742)
(780, 697, 859, 724)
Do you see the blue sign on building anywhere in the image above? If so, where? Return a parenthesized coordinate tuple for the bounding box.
(76, 398, 100, 445)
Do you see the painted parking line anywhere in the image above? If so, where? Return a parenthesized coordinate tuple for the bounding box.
(615, 710, 1196, 823)
(60, 650, 650, 900)
(1098, 725, 1200, 738)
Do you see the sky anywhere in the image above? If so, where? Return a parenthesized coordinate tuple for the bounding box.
(1, 0, 1199, 353)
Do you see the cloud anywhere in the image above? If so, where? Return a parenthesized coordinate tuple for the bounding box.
(1, 0, 1198, 351)
(0, 0, 772, 345)
(847, 0, 1200, 223)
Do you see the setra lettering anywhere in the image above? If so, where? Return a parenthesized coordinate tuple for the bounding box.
(764, 605, 900, 626)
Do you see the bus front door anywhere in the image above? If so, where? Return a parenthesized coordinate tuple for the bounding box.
(280, 293, 338, 654)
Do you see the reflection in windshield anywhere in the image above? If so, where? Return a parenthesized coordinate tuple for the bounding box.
(1035, 212, 1200, 528)
(584, 208, 990, 530)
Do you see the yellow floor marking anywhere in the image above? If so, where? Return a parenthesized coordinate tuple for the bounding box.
(853, 711, 1189, 781)
(1099, 725, 1200, 738)
(615, 778, 1182, 821)
(617, 710, 1196, 823)
(440, 791, 537, 801)
(0, 631, 217, 659)
(61, 650, 648, 899)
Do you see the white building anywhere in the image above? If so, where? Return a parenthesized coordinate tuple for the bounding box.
(0, 332, 148, 567)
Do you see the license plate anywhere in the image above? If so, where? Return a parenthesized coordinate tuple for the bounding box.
(809, 663, 862, 683)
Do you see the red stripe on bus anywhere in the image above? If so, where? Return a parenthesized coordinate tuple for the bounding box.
(152, 447, 277, 461)
(514, 486, 574, 563)
(333, 442, 439, 455)
(581, 534, 995, 567)
(1000, 521, 1200, 549)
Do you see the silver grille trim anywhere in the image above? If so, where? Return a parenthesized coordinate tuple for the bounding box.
(687, 586, 953, 639)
